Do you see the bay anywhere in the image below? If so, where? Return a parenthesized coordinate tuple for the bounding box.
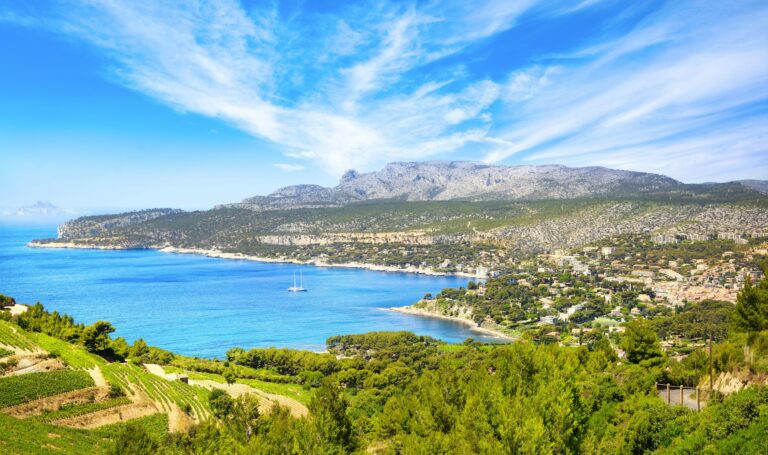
(0, 225, 502, 357)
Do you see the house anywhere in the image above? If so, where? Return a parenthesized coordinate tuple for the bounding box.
(539, 315, 557, 325)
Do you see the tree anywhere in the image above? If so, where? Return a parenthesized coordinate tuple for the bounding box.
(731, 267, 768, 367)
(81, 321, 115, 354)
(110, 337, 131, 360)
(209, 388, 234, 420)
(223, 369, 237, 385)
(621, 320, 662, 364)
(309, 379, 355, 451)
(131, 338, 149, 359)
(231, 394, 260, 442)
(732, 273, 768, 334)
(108, 422, 159, 455)
(0, 294, 16, 309)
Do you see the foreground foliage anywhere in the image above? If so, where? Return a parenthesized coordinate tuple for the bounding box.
(1, 271, 766, 453)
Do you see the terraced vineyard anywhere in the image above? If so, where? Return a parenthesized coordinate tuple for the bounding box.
(0, 320, 40, 351)
(0, 370, 94, 407)
(35, 397, 132, 423)
(25, 331, 105, 370)
(0, 318, 211, 439)
(102, 362, 210, 420)
(0, 309, 317, 452)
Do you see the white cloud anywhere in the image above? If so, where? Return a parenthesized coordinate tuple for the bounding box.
(16, 0, 533, 175)
(483, 2, 768, 181)
(5, 0, 766, 182)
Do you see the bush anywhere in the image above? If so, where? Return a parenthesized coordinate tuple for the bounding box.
(109, 384, 125, 398)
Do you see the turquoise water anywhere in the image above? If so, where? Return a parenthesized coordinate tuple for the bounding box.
(0, 225, 501, 357)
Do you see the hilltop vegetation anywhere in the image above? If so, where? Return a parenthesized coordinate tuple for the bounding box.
(31, 162, 767, 277)
(2, 272, 768, 453)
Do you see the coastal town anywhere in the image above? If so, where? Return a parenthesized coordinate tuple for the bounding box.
(400, 234, 767, 353)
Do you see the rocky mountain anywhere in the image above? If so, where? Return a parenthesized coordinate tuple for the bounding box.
(32, 162, 767, 275)
(225, 162, 683, 210)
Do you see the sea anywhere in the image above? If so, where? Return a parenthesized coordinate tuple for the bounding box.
(0, 225, 504, 358)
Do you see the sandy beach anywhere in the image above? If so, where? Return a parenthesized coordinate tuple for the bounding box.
(390, 306, 515, 341)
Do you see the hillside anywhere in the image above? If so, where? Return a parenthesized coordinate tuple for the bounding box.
(2, 285, 767, 453)
(0, 304, 311, 453)
(29, 163, 768, 276)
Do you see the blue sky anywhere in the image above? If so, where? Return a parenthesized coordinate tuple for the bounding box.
(1, 0, 766, 214)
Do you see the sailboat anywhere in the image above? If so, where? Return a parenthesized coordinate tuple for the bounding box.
(287, 271, 307, 292)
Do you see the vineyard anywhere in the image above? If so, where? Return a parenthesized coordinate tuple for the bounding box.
(0, 320, 39, 351)
(0, 370, 94, 407)
(102, 362, 211, 420)
(0, 306, 313, 453)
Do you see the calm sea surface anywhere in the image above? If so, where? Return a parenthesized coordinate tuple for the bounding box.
(0, 225, 502, 357)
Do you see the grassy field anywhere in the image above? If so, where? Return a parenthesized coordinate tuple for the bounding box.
(0, 370, 95, 408)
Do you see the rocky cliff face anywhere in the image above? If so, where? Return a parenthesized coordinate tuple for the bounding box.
(228, 161, 682, 210)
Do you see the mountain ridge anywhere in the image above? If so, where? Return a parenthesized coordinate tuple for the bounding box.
(227, 161, 685, 210)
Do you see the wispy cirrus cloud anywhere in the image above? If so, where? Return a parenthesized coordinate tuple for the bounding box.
(483, 2, 768, 181)
(3, 0, 767, 181)
(7, 0, 537, 175)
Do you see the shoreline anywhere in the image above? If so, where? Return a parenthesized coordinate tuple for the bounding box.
(389, 306, 516, 341)
(27, 241, 483, 279)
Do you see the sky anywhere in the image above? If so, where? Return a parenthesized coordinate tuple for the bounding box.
(1, 0, 766, 215)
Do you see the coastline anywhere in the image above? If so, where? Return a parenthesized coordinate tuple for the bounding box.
(389, 306, 516, 341)
(27, 241, 483, 279)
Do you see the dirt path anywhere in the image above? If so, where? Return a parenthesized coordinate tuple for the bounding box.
(1, 387, 109, 418)
(87, 366, 108, 388)
(144, 363, 176, 380)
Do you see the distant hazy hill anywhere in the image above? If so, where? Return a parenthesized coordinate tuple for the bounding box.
(0, 201, 78, 220)
(228, 162, 684, 210)
(736, 179, 768, 194)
